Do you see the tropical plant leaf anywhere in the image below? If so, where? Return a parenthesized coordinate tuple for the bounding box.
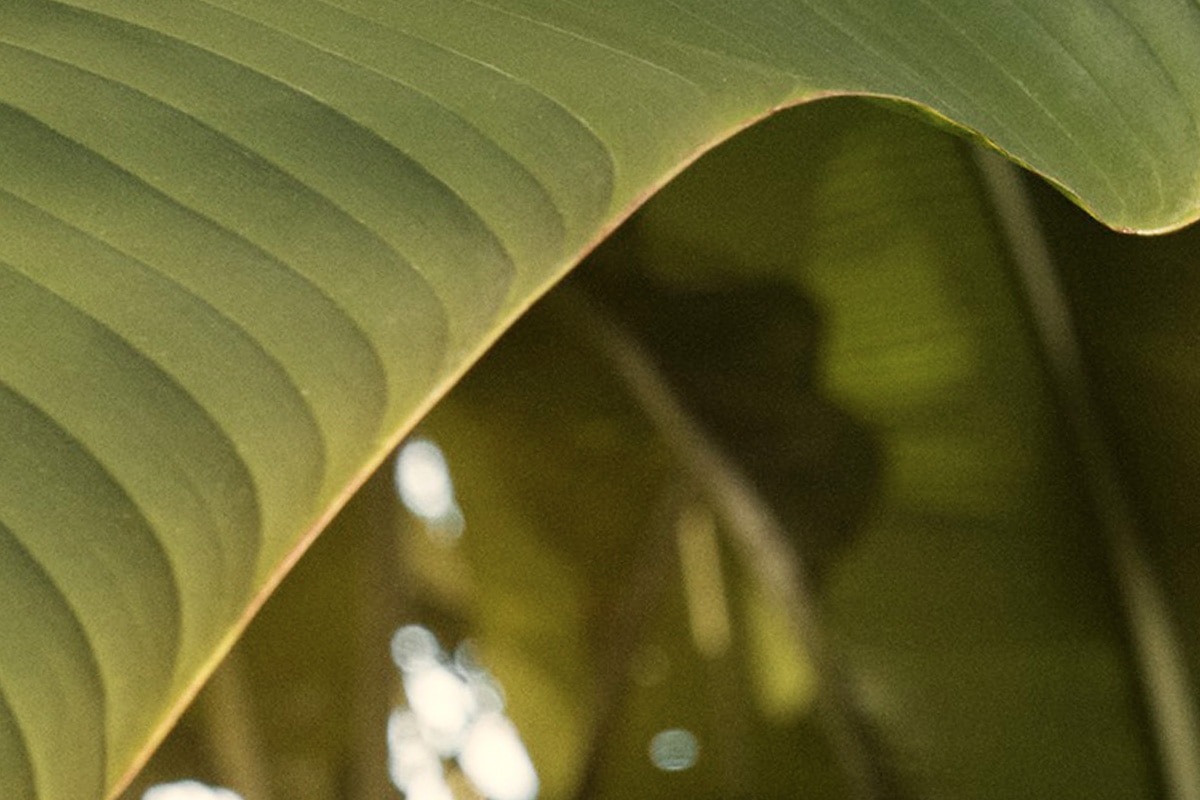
(2, 2, 1199, 798)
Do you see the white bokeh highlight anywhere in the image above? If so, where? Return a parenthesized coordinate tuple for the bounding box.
(395, 438, 464, 540)
(459, 713, 539, 800)
(389, 625, 539, 800)
(403, 663, 478, 755)
(649, 728, 700, 772)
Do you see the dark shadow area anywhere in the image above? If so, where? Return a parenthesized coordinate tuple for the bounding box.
(577, 218, 885, 587)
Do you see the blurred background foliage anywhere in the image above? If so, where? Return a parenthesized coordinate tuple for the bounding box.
(119, 97, 1199, 800)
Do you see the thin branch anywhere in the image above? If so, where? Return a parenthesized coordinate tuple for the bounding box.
(973, 146, 1200, 800)
(551, 286, 887, 800)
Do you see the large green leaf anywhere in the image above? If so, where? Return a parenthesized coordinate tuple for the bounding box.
(2, 3, 1199, 798)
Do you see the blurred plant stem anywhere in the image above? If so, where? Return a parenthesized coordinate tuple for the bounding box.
(973, 147, 1200, 800)
(549, 285, 895, 800)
